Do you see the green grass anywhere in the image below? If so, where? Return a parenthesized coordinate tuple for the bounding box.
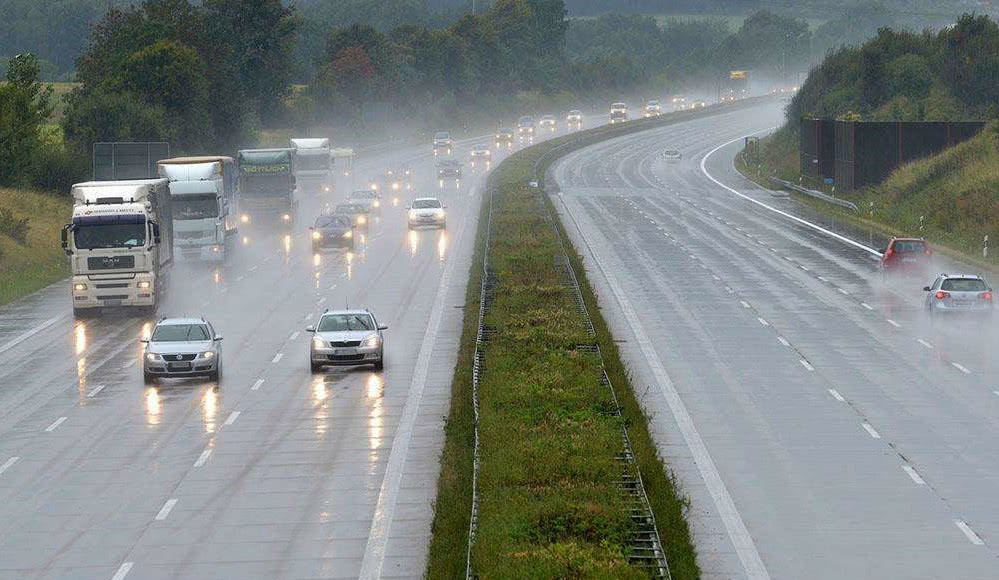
(423, 99, 784, 579)
(0, 188, 71, 305)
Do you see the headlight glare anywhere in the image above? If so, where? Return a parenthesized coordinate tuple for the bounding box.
(312, 231, 322, 240)
(200, 351, 214, 359)
(137, 281, 151, 289)
(74, 283, 87, 291)
(146, 352, 159, 362)
(312, 336, 326, 349)
(363, 334, 381, 348)
(343, 230, 353, 239)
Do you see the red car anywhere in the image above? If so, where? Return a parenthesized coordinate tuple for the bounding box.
(881, 237, 932, 278)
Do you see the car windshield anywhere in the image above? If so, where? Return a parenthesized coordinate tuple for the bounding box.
(318, 314, 375, 332)
(434, 132, 450, 139)
(336, 204, 366, 214)
(413, 199, 441, 209)
(174, 194, 218, 220)
(350, 190, 376, 199)
(893, 240, 927, 253)
(315, 215, 349, 228)
(518, 117, 533, 124)
(74, 221, 146, 250)
(665, 150, 680, 156)
(499, 128, 512, 133)
(941, 278, 987, 291)
(152, 324, 210, 341)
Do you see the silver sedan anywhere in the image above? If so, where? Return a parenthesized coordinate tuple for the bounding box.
(308, 309, 387, 371)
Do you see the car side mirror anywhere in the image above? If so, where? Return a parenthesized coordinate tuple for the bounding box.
(377, 325, 388, 331)
(442, 204, 447, 209)
(140, 338, 149, 343)
(152, 222, 161, 244)
(60, 225, 72, 255)
(922, 286, 931, 292)
(214, 335, 223, 341)
(306, 325, 316, 332)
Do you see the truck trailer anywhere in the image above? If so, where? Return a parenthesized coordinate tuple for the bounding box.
(157, 156, 237, 261)
(236, 148, 297, 225)
(62, 179, 173, 316)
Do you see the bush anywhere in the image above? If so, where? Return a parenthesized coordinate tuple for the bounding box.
(0, 207, 30, 244)
(31, 145, 89, 193)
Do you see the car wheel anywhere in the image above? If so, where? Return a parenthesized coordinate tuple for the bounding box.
(311, 361, 322, 373)
(373, 357, 384, 371)
(143, 370, 155, 385)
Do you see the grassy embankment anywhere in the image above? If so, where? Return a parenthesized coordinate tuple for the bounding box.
(738, 122, 999, 269)
(420, 102, 772, 579)
(0, 188, 71, 305)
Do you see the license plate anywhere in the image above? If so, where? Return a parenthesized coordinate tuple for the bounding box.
(103, 299, 122, 306)
(902, 257, 917, 263)
(168, 362, 191, 370)
(334, 348, 357, 356)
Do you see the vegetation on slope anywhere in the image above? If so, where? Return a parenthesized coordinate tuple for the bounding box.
(0, 188, 70, 305)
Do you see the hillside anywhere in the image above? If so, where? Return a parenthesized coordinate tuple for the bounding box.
(0, 188, 70, 304)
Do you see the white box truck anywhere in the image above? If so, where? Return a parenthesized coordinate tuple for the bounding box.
(157, 156, 237, 261)
(290, 138, 334, 193)
(61, 179, 173, 316)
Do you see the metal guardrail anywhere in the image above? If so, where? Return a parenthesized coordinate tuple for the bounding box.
(769, 176, 859, 212)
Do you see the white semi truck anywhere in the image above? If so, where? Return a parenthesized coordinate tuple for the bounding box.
(61, 179, 173, 316)
(157, 156, 237, 261)
(290, 138, 334, 193)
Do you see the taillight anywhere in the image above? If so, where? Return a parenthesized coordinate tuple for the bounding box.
(981, 291, 993, 301)
(885, 248, 894, 257)
(935, 291, 950, 300)
(924, 249, 932, 256)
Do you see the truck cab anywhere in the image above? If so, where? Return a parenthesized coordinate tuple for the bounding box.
(290, 138, 334, 194)
(157, 157, 235, 261)
(433, 131, 453, 156)
(609, 103, 628, 123)
(236, 148, 297, 225)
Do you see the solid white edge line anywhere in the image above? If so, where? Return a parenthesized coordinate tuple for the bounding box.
(554, 195, 771, 579)
(193, 448, 212, 468)
(0, 456, 19, 475)
(955, 520, 985, 545)
(44, 416, 67, 432)
(902, 465, 926, 485)
(110, 562, 134, 580)
(0, 316, 64, 356)
(828, 389, 845, 402)
(700, 137, 882, 258)
(251, 379, 265, 391)
(223, 411, 240, 426)
(154, 498, 178, 521)
(289, 331, 300, 341)
(862, 423, 881, 439)
(359, 192, 471, 580)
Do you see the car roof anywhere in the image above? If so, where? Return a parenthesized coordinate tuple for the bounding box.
(891, 237, 925, 242)
(938, 273, 983, 279)
(156, 317, 208, 326)
(320, 309, 373, 317)
(413, 197, 441, 202)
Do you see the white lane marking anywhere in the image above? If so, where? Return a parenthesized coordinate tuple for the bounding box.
(223, 411, 240, 426)
(249, 265, 259, 272)
(110, 562, 134, 580)
(740, 300, 751, 309)
(87, 384, 106, 398)
(360, 203, 472, 579)
(862, 423, 881, 439)
(200, 301, 210, 307)
(0, 456, 20, 475)
(556, 200, 771, 580)
(44, 417, 67, 432)
(0, 316, 63, 356)
(712, 275, 720, 281)
(271, 353, 283, 363)
(861, 302, 874, 310)
(251, 379, 265, 391)
(155, 498, 178, 521)
(837, 288, 850, 295)
(318, 296, 327, 305)
(328, 283, 337, 290)
(122, 358, 137, 368)
(725, 286, 734, 293)
(757, 317, 770, 327)
(902, 465, 925, 485)
(777, 336, 790, 347)
(799, 265, 809, 271)
(800, 359, 815, 372)
(887, 319, 901, 328)
(955, 520, 985, 545)
(235, 275, 244, 282)
(701, 134, 882, 257)
(193, 448, 212, 468)
(828, 389, 845, 402)
(817, 275, 828, 282)
(952, 362, 971, 374)
(289, 331, 300, 341)
(917, 339, 934, 349)
(993, 391, 999, 398)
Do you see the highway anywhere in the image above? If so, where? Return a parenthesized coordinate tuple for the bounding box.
(0, 134, 515, 578)
(551, 102, 999, 579)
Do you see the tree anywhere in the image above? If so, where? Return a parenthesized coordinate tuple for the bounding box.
(0, 54, 54, 186)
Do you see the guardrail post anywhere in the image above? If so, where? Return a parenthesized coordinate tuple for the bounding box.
(984, 235, 989, 259)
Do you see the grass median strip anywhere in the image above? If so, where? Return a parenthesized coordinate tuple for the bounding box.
(425, 103, 740, 579)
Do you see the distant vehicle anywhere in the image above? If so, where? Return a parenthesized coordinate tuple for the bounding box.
(609, 102, 628, 123)
(310, 213, 354, 251)
(334, 202, 371, 230)
(517, 116, 536, 136)
(237, 148, 297, 225)
(720, 90, 736, 103)
(307, 309, 387, 372)
(157, 156, 237, 261)
(437, 158, 462, 179)
(63, 179, 173, 317)
(566, 110, 583, 126)
(881, 237, 932, 279)
(433, 131, 453, 156)
(924, 274, 993, 319)
(644, 100, 661, 117)
(470, 144, 492, 165)
(663, 149, 683, 162)
(539, 115, 557, 131)
(671, 95, 686, 111)
(407, 197, 447, 229)
(495, 128, 515, 145)
(692, 100, 707, 109)
(333, 147, 355, 177)
(370, 168, 410, 193)
(290, 138, 334, 193)
(348, 188, 382, 215)
(142, 317, 222, 383)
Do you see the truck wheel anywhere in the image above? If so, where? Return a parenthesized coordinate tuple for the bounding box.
(73, 307, 89, 319)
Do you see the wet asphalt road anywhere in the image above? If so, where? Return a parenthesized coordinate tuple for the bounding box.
(0, 130, 543, 578)
(552, 103, 999, 579)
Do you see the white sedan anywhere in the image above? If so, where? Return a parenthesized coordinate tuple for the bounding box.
(407, 197, 447, 229)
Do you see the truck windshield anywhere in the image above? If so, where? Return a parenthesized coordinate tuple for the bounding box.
(296, 153, 330, 171)
(174, 194, 218, 220)
(74, 222, 146, 250)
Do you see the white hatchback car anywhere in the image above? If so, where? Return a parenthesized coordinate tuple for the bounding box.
(407, 197, 447, 229)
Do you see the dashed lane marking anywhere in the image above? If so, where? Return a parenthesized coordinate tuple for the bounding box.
(862, 423, 881, 439)
(110, 562, 134, 580)
(44, 417, 67, 432)
(223, 411, 240, 426)
(0, 316, 64, 356)
(251, 379, 265, 391)
(861, 303, 874, 310)
(87, 384, 106, 398)
(155, 498, 177, 521)
(0, 457, 19, 476)
(777, 336, 789, 347)
(193, 449, 212, 468)
(800, 359, 815, 372)
(917, 339, 934, 349)
(902, 465, 926, 485)
(887, 319, 901, 328)
(828, 389, 845, 402)
(952, 362, 971, 374)
(955, 520, 985, 545)
(271, 353, 283, 364)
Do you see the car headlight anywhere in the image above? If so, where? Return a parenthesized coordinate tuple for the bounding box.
(240, 214, 250, 223)
(74, 283, 87, 291)
(282, 214, 291, 221)
(312, 231, 322, 240)
(312, 336, 326, 349)
(357, 216, 367, 225)
(392, 183, 399, 191)
(371, 183, 379, 190)
(146, 352, 160, 362)
(343, 230, 353, 239)
(199, 351, 214, 360)
(137, 281, 151, 289)
(373, 200, 381, 208)
(363, 334, 381, 348)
